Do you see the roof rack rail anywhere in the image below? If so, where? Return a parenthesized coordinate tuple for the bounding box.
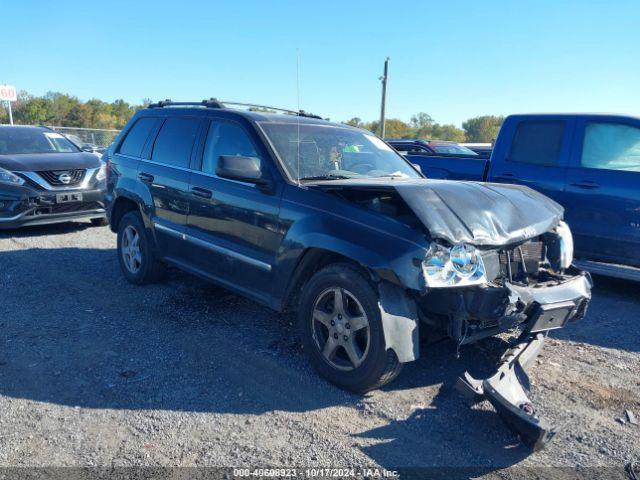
(147, 98, 224, 109)
(147, 98, 322, 119)
(219, 101, 322, 119)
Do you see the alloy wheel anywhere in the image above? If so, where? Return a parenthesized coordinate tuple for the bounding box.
(311, 287, 371, 371)
(121, 225, 142, 274)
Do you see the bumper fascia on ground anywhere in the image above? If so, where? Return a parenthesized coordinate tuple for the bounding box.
(457, 333, 553, 450)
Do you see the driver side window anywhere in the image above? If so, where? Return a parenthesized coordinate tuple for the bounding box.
(202, 121, 258, 175)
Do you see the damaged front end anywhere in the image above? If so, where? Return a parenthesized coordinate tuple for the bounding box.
(395, 181, 592, 448)
(315, 178, 592, 448)
(418, 234, 592, 348)
(418, 230, 592, 449)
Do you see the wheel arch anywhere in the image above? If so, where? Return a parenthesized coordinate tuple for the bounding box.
(109, 196, 141, 233)
(281, 248, 357, 311)
(280, 246, 391, 313)
(281, 246, 420, 364)
(281, 247, 419, 363)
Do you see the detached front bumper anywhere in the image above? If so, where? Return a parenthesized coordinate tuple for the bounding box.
(457, 333, 552, 450)
(454, 269, 592, 450)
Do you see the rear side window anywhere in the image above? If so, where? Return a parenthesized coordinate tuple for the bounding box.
(151, 117, 200, 168)
(509, 121, 565, 165)
(201, 121, 258, 174)
(119, 117, 156, 157)
(581, 122, 640, 172)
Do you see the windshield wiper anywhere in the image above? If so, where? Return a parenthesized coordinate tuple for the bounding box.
(299, 174, 354, 181)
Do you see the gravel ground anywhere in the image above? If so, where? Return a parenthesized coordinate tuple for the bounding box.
(0, 222, 638, 478)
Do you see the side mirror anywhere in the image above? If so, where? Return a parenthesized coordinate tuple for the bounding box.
(412, 163, 423, 174)
(81, 145, 96, 153)
(216, 155, 272, 189)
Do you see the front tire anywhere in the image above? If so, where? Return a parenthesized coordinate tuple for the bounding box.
(299, 263, 402, 393)
(117, 211, 165, 284)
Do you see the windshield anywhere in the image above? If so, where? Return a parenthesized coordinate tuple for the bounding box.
(0, 128, 80, 155)
(260, 123, 421, 181)
(431, 143, 478, 156)
(64, 134, 85, 146)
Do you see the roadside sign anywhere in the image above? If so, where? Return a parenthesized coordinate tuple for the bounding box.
(0, 85, 17, 102)
(0, 85, 16, 124)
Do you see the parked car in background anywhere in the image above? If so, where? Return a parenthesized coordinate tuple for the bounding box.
(389, 138, 489, 179)
(62, 133, 103, 154)
(0, 125, 107, 229)
(388, 138, 480, 157)
(462, 143, 493, 158)
(104, 100, 592, 449)
(400, 114, 640, 281)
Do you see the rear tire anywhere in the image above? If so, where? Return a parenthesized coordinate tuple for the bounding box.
(117, 211, 165, 284)
(299, 263, 402, 393)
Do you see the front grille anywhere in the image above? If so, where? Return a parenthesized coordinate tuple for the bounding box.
(37, 169, 86, 186)
(498, 241, 545, 280)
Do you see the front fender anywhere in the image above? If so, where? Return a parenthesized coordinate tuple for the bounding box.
(274, 212, 427, 299)
(273, 207, 424, 363)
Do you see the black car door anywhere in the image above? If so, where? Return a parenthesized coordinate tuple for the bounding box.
(139, 116, 202, 258)
(112, 117, 160, 205)
(186, 118, 283, 304)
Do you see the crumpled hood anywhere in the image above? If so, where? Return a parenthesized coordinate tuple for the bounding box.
(314, 178, 564, 246)
(394, 179, 563, 245)
(0, 152, 101, 172)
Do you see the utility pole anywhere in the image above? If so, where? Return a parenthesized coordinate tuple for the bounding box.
(378, 57, 389, 139)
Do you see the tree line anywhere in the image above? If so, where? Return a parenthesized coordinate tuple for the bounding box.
(0, 91, 148, 130)
(1, 91, 503, 142)
(345, 113, 503, 143)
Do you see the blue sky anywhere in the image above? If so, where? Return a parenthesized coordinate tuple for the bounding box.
(3, 0, 639, 126)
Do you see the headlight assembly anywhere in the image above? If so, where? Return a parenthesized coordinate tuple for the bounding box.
(96, 162, 107, 181)
(556, 221, 574, 269)
(423, 243, 487, 287)
(0, 167, 25, 186)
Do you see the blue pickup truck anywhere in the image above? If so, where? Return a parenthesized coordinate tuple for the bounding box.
(389, 114, 640, 281)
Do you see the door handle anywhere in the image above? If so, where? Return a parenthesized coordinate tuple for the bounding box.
(570, 180, 600, 189)
(191, 186, 213, 199)
(138, 172, 154, 183)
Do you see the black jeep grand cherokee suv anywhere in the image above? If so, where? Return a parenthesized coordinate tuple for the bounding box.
(0, 125, 106, 229)
(105, 100, 592, 448)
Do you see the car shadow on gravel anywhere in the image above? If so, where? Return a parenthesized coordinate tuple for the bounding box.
(0, 221, 92, 238)
(1, 246, 382, 415)
(353, 337, 532, 472)
(356, 405, 530, 477)
(355, 274, 640, 471)
(0, 244, 628, 472)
